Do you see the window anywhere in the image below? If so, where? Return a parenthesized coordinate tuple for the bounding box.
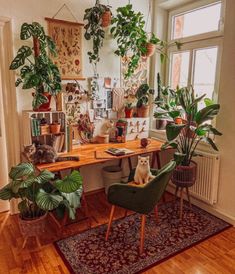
(171, 2, 222, 40)
(167, 0, 224, 105)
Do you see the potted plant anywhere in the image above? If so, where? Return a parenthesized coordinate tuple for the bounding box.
(9, 22, 61, 111)
(111, 5, 169, 78)
(50, 120, 61, 134)
(124, 103, 134, 118)
(84, 1, 112, 71)
(135, 83, 154, 117)
(0, 162, 83, 242)
(162, 87, 222, 190)
(154, 73, 180, 129)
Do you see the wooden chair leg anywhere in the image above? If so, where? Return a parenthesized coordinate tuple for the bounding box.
(180, 187, 184, 220)
(186, 187, 192, 208)
(174, 186, 179, 201)
(105, 205, 115, 241)
(154, 205, 159, 223)
(35, 236, 42, 248)
(140, 215, 146, 255)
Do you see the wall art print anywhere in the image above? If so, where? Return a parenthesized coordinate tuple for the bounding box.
(46, 18, 84, 80)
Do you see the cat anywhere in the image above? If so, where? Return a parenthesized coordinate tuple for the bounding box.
(134, 156, 155, 184)
(23, 143, 79, 164)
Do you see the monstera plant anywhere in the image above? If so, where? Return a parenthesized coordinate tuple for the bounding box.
(0, 163, 83, 221)
(9, 22, 61, 110)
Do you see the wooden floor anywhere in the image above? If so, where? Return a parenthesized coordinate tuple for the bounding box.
(0, 191, 235, 274)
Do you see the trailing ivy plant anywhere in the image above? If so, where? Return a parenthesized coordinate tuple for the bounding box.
(111, 5, 165, 78)
(9, 22, 61, 109)
(84, 0, 111, 71)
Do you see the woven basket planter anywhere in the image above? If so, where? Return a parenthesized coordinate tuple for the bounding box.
(18, 212, 47, 238)
(172, 161, 197, 188)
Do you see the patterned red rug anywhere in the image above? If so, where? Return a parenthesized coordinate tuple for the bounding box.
(55, 201, 231, 274)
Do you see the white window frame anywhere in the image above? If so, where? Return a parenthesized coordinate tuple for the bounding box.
(166, 0, 225, 103)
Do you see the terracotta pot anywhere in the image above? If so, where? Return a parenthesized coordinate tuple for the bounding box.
(175, 117, 183, 124)
(33, 92, 52, 112)
(18, 212, 47, 238)
(101, 10, 112, 27)
(142, 43, 156, 57)
(125, 108, 133, 118)
(50, 123, 61, 134)
(156, 119, 168, 130)
(137, 105, 150, 118)
(172, 161, 197, 188)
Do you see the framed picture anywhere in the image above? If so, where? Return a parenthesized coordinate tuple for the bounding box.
(45, 17, 85, 80)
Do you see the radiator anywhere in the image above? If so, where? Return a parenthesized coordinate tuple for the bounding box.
(159, 150, 220, 205)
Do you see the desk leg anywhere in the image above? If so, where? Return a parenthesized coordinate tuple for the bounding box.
(156, 151, 161, 169)
(151, 152, 156, 168)
(128, 157, 132, 171)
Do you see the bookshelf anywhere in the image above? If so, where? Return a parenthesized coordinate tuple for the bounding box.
(22, 110, 68, 153)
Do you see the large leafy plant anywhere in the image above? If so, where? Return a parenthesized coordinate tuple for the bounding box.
(84, 0, 111, 70)
(160, 87, 222, 166)
(111, 4, 166, 78)
(9, 22, 61, 109)
(0, 163, 82, 220)
(135, 83, 155, 108)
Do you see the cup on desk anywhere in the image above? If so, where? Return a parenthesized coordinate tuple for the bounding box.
(140, 138, 151, 148)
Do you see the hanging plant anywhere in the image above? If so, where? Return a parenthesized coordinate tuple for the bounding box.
(111, 5, 180, 78)
(83, 0, 112, 70)
(9, 22, 61, 110)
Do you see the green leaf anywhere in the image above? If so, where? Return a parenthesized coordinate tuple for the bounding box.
(165, 123, 185, 141)
(0, 184, 14, 200)
(202, 137, 219, 151)
(195, 104, 220, 125)
(61, 187, 83, 209)
(174, 152, 186, 165)
(9, 163, 34, 180)
(35, 170, 55, 184)
(15, 78, 22, 87)
(9, 46, 32, 70)
(32, 93, 48, 109)
(46, 35, 57, 57)
(161, 141, 178, 150)
(54, 171, 83, 193)
(20, 23, 32, 40)
(36, 189, 63, 211)
(22, 73, 41, 89)
(210, 127, 222, 136)
(204, 98, 214, 106)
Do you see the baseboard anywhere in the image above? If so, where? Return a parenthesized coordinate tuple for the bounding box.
(84, 188, 105, 196)
(167, 185, 235, 226)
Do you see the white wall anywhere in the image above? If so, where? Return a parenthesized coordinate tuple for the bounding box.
(0, 0, 151, 194)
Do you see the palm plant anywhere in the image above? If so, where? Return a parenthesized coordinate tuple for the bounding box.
(0, 163, 82, 220)
(9, 22, 61, 110)
(160, 87, 222, 166)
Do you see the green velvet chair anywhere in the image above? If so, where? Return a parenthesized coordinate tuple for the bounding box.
(105, 160, 176, 254)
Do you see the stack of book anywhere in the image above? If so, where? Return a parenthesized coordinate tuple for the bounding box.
(31, 119, 41, 136)
(52, 134, 65, 152)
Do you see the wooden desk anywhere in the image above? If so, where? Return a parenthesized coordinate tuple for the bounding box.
(36, 139, 163, 172)
(37, 139, 163, 233)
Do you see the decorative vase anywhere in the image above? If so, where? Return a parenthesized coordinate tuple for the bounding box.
(18, 212, 47, 238)
(33, 92, 52, 112)
(137, 105, 150, 118)
(125, 108, 133, 118)
(172, 161, 197, 188)
(101, 10, 112, 27)
(50, 123, 61, 134)
(156, 119, 168, 130)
